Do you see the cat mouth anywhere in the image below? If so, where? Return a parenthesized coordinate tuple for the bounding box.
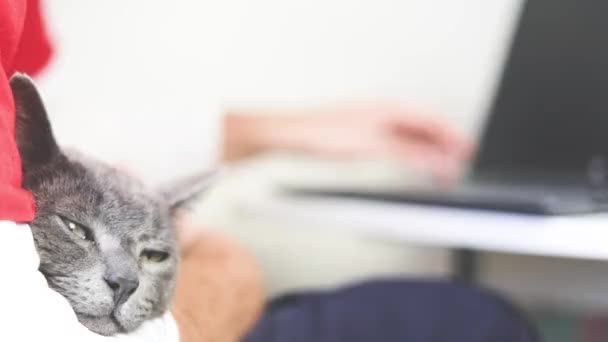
(75, 299, 150, 336)
(110, 313, 127, 332)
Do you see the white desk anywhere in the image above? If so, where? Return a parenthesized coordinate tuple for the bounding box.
(238, 192, 608, 262)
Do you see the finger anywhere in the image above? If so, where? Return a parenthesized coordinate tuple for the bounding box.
(392, 116, 474, 160)
(407, 120, 471, 159)
(385, 139, 465, 186)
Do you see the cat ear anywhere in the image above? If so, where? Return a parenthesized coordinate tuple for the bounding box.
(10, 73, 61, 173)
(160, 170, 219, 213)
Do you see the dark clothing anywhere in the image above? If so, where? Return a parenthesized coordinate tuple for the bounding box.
(245, 280, 540, 342)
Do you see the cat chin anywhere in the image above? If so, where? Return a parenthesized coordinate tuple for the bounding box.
(76, 313, 126, 336)
(77, 309, 150, 336)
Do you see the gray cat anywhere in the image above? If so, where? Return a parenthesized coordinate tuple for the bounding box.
(11, 74, 206, 336)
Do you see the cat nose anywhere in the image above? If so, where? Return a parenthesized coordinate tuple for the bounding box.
(104, 274, 139, 306)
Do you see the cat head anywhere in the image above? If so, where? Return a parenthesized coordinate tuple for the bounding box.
(11, 73, 210, 336)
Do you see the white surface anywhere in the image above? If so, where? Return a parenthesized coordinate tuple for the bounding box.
(239, 194, 608, 261)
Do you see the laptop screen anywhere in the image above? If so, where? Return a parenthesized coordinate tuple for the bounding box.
(474, 0, 608, 182)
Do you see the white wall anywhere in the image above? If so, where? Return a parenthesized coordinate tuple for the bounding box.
(42, 0, 522, 110)
(39, 0, 522, 184)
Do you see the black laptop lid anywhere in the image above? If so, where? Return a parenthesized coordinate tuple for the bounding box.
(473, 0, 608, 183)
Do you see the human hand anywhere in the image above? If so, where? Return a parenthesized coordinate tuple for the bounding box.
(225, 103, 473, 184)
(297, 103, 471, 166)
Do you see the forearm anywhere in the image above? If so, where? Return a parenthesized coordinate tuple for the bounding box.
(222, 110, 321, 162)
(172, 230, 265, 342)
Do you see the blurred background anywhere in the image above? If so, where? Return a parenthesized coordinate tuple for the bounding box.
(35, 1, 608, 340)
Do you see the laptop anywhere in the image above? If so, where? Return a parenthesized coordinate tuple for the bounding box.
(286, 0, 608, 215)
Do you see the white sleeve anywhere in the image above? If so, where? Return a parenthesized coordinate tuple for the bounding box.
(0, 221, 179, 342)
(0, 221, 108, 341)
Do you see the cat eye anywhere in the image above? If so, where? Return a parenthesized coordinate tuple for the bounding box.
(60, 217, 94, 241)
(140, 250, 169, 263)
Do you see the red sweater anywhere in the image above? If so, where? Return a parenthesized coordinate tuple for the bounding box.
(0, 0, 52, 222)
